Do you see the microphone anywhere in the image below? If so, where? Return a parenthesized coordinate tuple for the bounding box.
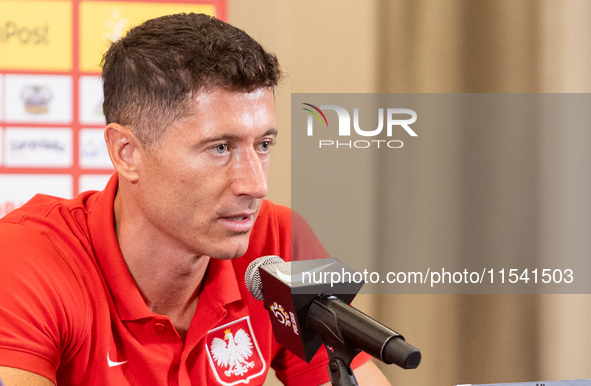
(244, 255, 421, 369)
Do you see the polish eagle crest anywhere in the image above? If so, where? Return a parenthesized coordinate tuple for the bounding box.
(210, 328, 255, 377)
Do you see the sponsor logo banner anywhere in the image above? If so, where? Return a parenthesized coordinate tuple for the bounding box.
(79, 174, 112, 193)
(0, 0, 72, 71)
(0, 174, 72, 218)
(4, 74, 72, 124)
(0, 74, 4, 122)
(5, 127, 72, 168)
(80, 128, 112, 169)
(79, 76, 104, 125)
(79, 1, 216, 72)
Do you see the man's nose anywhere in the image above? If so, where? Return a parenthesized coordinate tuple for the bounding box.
(231, 148, 268, 198)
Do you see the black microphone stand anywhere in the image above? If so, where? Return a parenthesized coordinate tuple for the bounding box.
(307, 294, 422, 386)
(307, 295, 362, 386)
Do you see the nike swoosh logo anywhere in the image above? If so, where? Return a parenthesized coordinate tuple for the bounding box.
(107, 347, 128, 367)
(276, 262, 337, 283)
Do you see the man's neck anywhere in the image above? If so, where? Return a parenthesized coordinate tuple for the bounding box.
(113, 190, 210, 340)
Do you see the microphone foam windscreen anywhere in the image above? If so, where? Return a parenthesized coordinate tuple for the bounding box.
(244, 255, 284, 301)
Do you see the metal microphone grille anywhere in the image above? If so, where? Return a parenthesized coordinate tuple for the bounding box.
(244, 255, 284, 301)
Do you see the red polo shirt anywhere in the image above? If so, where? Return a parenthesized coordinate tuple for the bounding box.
(0, 174, 369, 385)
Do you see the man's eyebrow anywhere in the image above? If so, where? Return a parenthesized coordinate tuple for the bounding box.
(262, 128, 278, 138)
(197, 128, 278, 146)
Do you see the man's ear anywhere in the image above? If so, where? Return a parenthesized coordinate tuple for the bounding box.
(104, 123, 143, 183)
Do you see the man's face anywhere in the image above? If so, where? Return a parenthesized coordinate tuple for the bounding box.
(136, 87, 276, 260)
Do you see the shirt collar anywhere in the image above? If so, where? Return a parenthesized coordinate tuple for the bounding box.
(88, 173, 241, 322)
(201, 258, 242, 307)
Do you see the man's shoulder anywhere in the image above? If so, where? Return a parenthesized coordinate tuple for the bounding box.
(0, 219, 91, 386)
(0, 189, 104, 289)
(0, 198, 95, 321)
(246, 200, 328, 263)
(252, 200, 296, 240)
(256, 199, 292, 223)
(1, 190, 97, 228)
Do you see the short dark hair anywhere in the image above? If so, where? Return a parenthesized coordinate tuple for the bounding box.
(101, 13, 282, 148)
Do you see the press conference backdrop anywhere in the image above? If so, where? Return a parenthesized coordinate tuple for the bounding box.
(0, 0, 226, 218)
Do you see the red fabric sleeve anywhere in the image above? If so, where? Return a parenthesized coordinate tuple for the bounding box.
(270, 203, 331, 262)
(0, 222, 86, 384)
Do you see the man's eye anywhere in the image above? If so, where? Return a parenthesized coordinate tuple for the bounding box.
(214, 144, 228, 154)
(258, 140, 273, 152)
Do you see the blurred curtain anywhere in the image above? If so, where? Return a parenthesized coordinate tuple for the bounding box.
(376, 1, 591, 385)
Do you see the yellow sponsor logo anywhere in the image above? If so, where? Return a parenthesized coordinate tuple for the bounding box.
(80, 2, 216, 73)
(0, 1, 72, 71)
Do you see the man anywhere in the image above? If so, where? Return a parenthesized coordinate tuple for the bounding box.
(0, 13, 389, 385)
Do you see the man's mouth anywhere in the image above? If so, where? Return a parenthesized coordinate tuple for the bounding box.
(225, 215, 248, 221)
(219, 213, 256, 232)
